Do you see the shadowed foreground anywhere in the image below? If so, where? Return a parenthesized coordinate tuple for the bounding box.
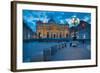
(23, 40, 91, 62)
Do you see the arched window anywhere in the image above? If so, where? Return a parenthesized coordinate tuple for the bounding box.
(66, 34, 68, 38)
(47, 32, 49, 38)
(38, 32, 41, 38)
(59, 33, 62, 38)
(53, 34, 55, 38)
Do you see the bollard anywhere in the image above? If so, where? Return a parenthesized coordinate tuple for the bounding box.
(59, 44, 62, 50)
(62, 43, 64, 48)
(51, 46, 57, 56)
(65, 43, 67, 47)
(43, 49, 51, 61)
(56, 45, 60, 50)
(60, 44, 63, 49)
(54, 45, 58, 52)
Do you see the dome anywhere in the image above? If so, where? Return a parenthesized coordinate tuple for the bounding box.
(36, 20, 43, 24)
(48, 18, 55, 24)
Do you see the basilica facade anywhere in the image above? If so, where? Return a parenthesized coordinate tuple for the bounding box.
(36, 19, 69, 39)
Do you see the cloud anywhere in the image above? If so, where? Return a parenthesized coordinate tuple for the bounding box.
(66, 18, 72, 27)
(29, 21, 37, 32)
(60, 20, 65, 24)
(82, 16, 91, 23)
(23, 15, 34, 22)
(72, 15, 77, 18)
(84, 16, 89, 21)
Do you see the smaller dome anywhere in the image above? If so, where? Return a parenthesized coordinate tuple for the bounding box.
(36, 20, 43, 24)
(48, 18, 55, 24)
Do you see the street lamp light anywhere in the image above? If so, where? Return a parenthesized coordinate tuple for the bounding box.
(71, 16, 80, 27)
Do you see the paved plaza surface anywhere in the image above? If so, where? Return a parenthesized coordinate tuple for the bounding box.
(23, 40, 91, 62)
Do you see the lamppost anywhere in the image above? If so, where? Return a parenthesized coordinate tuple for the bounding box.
(82, 23, 86, 45)
(70, 16, 80, 47)
(71, 16, 80, 41)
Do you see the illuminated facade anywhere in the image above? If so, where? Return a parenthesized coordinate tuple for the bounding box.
(36, 19, 69, 39)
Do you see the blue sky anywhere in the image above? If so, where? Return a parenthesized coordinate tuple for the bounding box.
(23, 10, 91, 32)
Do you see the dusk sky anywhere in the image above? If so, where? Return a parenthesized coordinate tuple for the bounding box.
(23, 10, 91, 32)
